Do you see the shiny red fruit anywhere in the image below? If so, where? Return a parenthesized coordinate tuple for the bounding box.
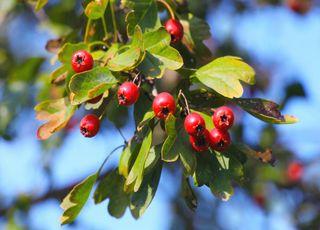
(189, 129, 210, 153)
(184, 112, 206, 136)
(80, 114, 100, 138)
(87, 94, 103, 104)
(287, 161, 304, 182)
(118, 82, 140, 106)
(209, 128, 231, 152)
(152, 92, 176, 120)
(212, 106, 234, 130)
(71, 50, 94, 73)
(164, 19, 184, 44)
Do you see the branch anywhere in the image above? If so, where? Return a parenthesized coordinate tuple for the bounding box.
(0, 169, 112, 217)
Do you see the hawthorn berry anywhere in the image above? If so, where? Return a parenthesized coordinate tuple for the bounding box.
(164, 18, 184, 44)
(286, 0, 311, 14)
(87, 94, 103, 104)
(71, 50, 94, 73)
(209, 128, 231, 152)
(118, 82, 140, 106)
(189, 129, 210, 153)
(80, 114, 100, 138)
(184, 112, 206, 136)
(212, 106, 234, 130)
(152, 92, 176, 120)
(287, 161, 304, 182)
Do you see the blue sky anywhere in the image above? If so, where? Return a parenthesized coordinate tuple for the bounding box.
(1, 3, 320, 230)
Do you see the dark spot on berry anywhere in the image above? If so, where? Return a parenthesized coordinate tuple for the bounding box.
(196, 136, 206, 147)
(101, 45, 107, 51)
(161, 107, 170, 115)
(76, 55, 84, 64)
(170, 34, 176, 43)
(119, 93, 126, 103)
(218, 139, 225, 147)
(196, 125, 203, 133)
(81, 127, 88, 136)
(220, 114, 228, 122)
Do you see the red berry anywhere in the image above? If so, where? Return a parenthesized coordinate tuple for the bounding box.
(189, 129, 210, 153)
(253, 194, 265, 208)
(118, 82, 140, 106)
(287, 161, 304, 182)
(87, 94, 103, 104)
(184, 112, 206, 136)
(164, 19, 184, 44)
(80, 114, 100, 137)
(209, 128, 231, 152)
(71, 50, 94, 73)
(212, 106, 234, 130)
(286, 0, 311, 14)
(152, 92, 176, 120)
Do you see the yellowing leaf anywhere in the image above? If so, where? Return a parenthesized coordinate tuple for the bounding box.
(35, 98, 76, 140)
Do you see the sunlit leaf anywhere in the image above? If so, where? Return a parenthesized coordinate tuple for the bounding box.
(126, 129, 153, 192)
(138, 28, 183, 78)
(193, 56, 255, 98)
(60, 173, 97, 225)
(69, 67, 117, 105)
(85, 0, 108, 20)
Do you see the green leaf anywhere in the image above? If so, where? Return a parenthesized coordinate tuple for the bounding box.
(35, 0, 48, 11)
(49, 65, 68, 84)
(107, 26, 145, 71)
(130, 162, 162, 219)
(122, 0, 161, 36)
(58, 43, 89, 65)
(180, 13, 212, 60)
(196, 111, 214, 131)
(181, 177, 197, 211)
(209, 170, 234, 201)
(69, 67, 117, 105)
(85, 0, 108, 20)
(93, 169, 129, 218)
(175, 128, 196, 176)
(234, 98, 298, 124)
(119, 139, 141, 178)
(35, 97, 76, 140)
(144, 145, 161, 175)
(193, 56, 255, 98)
(126, 129, 153, 192)
(138, 28, 184, 78)
(60, 173, 97, 225)
(134, 90, 153, 127)
(137, 111, 155, 131)
(161, 114, 178, 162)
(193, 152, 219, 187)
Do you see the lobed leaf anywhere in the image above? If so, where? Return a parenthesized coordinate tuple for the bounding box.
(122, 0, 161, 36)
(181, 177, 197, 211)
(93, 169, 129, 218)
(138, 28, 183, 78)
(68, 67, 117, 105)
(107, 26, 145, 71)
(35, 97, 76, 140)
(85, 0, 108, 20)
(193, 56, 255, 98)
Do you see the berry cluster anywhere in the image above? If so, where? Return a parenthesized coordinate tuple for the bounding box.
(184, 106, 234, 153)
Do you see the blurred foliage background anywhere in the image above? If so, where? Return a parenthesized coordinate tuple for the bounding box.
(1, 0, 320, 229)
